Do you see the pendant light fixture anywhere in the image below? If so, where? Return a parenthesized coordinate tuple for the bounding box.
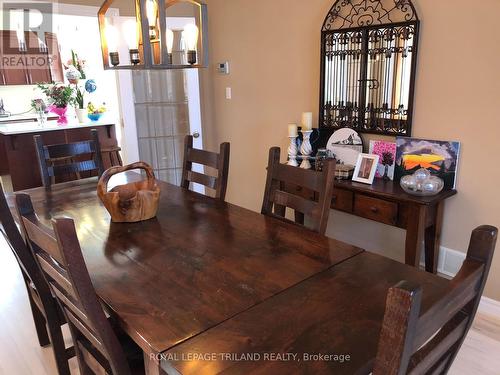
(98, 0, 208, 70)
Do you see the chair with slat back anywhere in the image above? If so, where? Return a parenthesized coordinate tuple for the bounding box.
(181, 135, 230, 201)
(34, 129, 105, 189)
(15, 193, 145, 375)
(374, 225, 498, 375)
(261, 147, 336, 235)
(102, 145, 123, 167)
(0, 183, 73, 375)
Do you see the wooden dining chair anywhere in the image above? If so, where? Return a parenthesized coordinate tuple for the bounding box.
(34, 129, 105, 189)
(374, 225, 498, 375)
(101, 145, 123, 167)
(0, 183, 73, 375)
(181, 135, 230, 200)
(261, 147, 336, 235)
(15, 193, 145, 375)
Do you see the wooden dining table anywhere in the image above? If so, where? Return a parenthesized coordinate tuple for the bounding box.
(6, 173, 453, 374)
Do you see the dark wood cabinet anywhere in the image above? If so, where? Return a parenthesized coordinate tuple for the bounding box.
(0, 124, 120, 191)
(0, 30, 63, 85)
(0, 31, 29, 85)
(25, 31, 52, 84)
(45, 32, 64, 83)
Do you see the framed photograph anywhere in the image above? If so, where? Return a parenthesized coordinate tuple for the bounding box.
(395, 137, 461, 189)
(353, 153, 380, 185)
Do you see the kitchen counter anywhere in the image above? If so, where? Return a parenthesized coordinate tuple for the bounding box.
(0, 121, 120, 191)
(0, 119, 116, 135)
(0, 113, 58, 123)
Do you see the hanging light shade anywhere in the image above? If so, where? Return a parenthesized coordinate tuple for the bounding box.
(98, 0, 208, 70)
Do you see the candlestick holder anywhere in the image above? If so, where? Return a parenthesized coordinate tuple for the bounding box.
(300, 130, 313, 169)
(287, 136, 299, 167)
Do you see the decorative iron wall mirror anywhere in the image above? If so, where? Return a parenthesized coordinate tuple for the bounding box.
(320, 0, 419, 136)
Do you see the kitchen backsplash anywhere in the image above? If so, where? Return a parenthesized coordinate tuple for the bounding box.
(0, 85, 44, 115)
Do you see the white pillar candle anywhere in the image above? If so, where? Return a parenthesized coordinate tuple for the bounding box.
(301, 112, 313, 130)
(288, 123, 298, 137)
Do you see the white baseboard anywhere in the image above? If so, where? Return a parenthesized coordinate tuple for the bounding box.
(419, 246, 500, 317)
(479, 297, 500, 318)
(419, 245, 466, 277)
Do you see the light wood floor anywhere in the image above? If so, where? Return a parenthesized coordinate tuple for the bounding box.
(1, 236, 499, 375)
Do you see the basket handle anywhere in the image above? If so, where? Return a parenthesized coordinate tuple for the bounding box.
(97, 162, 156, 197)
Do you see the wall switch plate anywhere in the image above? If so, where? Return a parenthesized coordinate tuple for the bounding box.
(218, 61, 230, 74)
(225, 87, 232, 100)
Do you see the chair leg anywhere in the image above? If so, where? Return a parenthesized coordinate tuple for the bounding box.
(71, 157, 81, 180)
(46, 318, 71, 375)
(27, 291, 50, 347)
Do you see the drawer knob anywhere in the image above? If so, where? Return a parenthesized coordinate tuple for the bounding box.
(370, 206, 379, 213)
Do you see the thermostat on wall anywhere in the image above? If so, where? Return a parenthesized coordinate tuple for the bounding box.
(217, 61, 230, 74)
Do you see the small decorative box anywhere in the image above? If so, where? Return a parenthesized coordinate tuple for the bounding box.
(335, 164, 355, 180)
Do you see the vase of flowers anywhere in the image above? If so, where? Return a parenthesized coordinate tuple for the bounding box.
(38, 83, 75, 125)
(65, 50, 86, 81)
(65, 50, 90, 123)
(31, 99, 47, 126)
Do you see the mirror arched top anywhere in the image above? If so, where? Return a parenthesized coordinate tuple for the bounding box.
(320, 0, 420, 136)
(322, 0, 419, 31)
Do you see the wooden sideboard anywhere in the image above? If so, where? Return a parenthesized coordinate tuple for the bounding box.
(0, 123, 119, 191)
(288, 178, 456, 274)
(333, 179, 456, 273)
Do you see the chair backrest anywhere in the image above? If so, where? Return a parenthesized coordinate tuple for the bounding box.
(34, 129, 105, 188)
(374, 225, 498, 375)
(261, 147, 336, 235)
(15, 193, 131, 375)
(0, 182, 53, 309)
(181, 135, 230, 200)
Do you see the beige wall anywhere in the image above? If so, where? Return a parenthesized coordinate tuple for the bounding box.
(201, 0, 500, 300)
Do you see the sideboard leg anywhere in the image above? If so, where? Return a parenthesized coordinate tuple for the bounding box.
(424, 201, 444, 274)
(405, 204, 425, 268)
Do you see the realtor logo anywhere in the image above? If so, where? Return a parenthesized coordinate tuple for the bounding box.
(1, 1, 55, 70)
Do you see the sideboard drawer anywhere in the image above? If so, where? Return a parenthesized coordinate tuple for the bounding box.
(332, 188, 354, 212)
(353, 194, 398, 225)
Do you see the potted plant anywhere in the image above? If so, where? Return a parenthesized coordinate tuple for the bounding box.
(74, 84, 88, 123)
(65, 50, 89, 123)
(38, 83, 75, 125)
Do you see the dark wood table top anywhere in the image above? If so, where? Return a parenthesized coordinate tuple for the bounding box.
(7, 173, 363, 354)
(162, 251, 451, 375)
(335, 178, 457, 205)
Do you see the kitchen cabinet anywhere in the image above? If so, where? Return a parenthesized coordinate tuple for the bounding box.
(0, 122, 120, 191)
(45, 32, 64, 83)
(0, 31, 29, 85)
(25, 31, 52, 84)
(0, 30, 64, 85)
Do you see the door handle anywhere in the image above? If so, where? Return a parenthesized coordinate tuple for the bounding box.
(192, 132, 200, 139)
